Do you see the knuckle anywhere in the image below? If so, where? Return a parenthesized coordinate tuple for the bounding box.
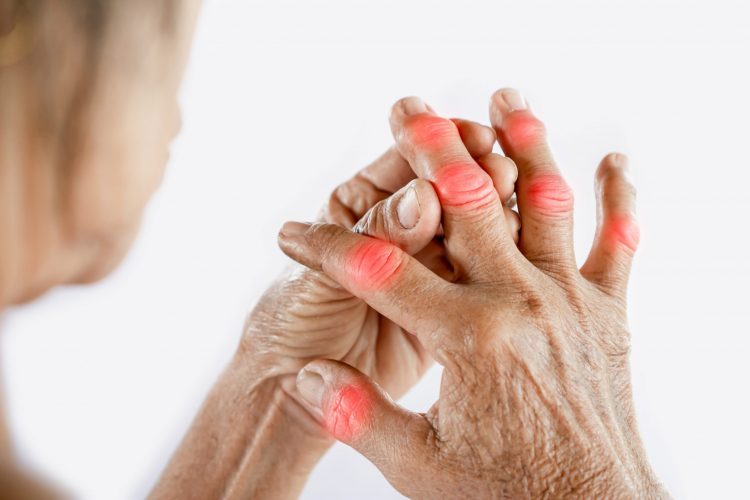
(402, 114, 458, 149)
(524, 173, 574, 218)
(346, 238, 406, 291)
(434, 162, 499, 214)
(503, 112, 547, 149)
(326, 384, 372, 441)
(603, 214, 640, 253)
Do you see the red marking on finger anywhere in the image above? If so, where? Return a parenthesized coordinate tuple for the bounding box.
(603, 214, 640, 253)
(345, 239, 404, 292)
(524, 174, 574, 218)
(502, 112, 546, 150)
(434, 162, 498, 211)
(324, 384, 372, 442)
(405, 115, 457, 150)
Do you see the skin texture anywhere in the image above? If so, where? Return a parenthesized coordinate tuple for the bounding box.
(153, 118, 520, 499)
(2, 10, 525, 494)
(1, 7, 658, 495)
(282, 90, 667, 499)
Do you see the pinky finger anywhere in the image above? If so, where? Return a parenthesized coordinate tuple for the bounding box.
(580, 153, 640, 298)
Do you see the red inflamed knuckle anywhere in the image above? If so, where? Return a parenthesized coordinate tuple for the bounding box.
(325, 385, 372, 441)
(345, 239, 405, 291)
(503, 112, 547, 149)
(604, 214, 640, 253)
(403, 115, 457, 149)
(524, 174, 574, 218)
(434, 162, 498, 213)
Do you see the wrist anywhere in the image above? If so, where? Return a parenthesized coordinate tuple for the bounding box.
(152, 349, 331, 500)
(224, 351, 333, 498)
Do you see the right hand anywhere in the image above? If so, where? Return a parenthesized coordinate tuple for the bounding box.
(243, 109, 519, 435)
(279, 90, 665, 498)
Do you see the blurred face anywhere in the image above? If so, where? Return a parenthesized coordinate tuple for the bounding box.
(62, 1, 201, 283)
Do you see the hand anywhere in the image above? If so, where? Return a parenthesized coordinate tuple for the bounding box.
(153, 110, 520, 500)
(279, 89, 665, 498)
(245, 114, 519, 417)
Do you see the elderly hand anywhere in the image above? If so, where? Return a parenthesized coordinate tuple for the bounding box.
(153, 110, 520, 499)
(279, 90, 665, 498)
(246, 116, 519, 415)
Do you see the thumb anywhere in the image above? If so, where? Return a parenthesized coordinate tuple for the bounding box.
(353, 178, 442, 256)
(296, 359, 436, 493)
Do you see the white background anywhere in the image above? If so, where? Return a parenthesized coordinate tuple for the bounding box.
(3, 0, 750, 498)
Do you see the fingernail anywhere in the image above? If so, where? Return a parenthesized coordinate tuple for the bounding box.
(279, 221, 310, 239)
(396, 186, 421, 229)
(400, 96, 429, 116)
(297, 369, 325, 410)
(491, 88, 528, 125)
(499, 88, 527, 112)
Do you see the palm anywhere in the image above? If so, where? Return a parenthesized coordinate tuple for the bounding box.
(248, 261, 432, 400)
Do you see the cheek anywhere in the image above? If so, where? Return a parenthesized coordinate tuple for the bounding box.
(603, 215, 640, 253)
(344, 239, 404, 292)
(324, 385, 372, 442)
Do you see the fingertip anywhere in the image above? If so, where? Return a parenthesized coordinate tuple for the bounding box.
(596, 152, 637, 216)
(597, 152, 631, 182)
(391, 96, 432, 122)
(452, 118, 496, 158)
(278, 221, 311, 245)
(490, 87, 529, 127)
(352, 179, 440, 255)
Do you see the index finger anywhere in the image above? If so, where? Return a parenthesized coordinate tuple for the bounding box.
(278, 221, 461, 355)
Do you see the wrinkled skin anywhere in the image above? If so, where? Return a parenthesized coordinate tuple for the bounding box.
(281, 90, 666, 498)
(244, 116, 520, 424)
(152, 105, 520, 499)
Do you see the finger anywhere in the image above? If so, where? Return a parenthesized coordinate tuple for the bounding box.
(389, 97, 515, 279)
(580, 153, 639, 297)
(325, 146, 411, 227)
(475, 153, 518, 205)
(505, 207, 521, 244)
(326, 129, 503, 228)
(490, 88, 576, 271)
(278, 221, 457, 351)
(353, 179, 442, 256)
(296, 359, 436, 496)
(358, 146, 417, 194)
(452, 118, 496, 158)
